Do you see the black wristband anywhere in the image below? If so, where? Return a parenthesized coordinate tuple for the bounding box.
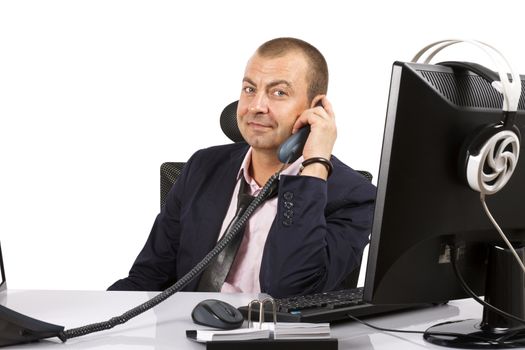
(301, 157, 333, 177)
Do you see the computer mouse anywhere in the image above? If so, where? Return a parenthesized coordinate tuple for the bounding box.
(191, 299, 244, 330)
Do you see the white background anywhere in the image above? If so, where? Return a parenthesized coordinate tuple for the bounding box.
(1, 0, 524, 290)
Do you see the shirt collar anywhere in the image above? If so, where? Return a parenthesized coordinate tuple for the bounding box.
(237, 147, 304, 187)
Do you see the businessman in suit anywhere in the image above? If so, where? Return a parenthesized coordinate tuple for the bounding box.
(109, 37, 376, 298)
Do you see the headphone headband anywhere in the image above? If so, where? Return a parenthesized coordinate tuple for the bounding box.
(412, 39, 521, 112)
(413, 39, 522, 196)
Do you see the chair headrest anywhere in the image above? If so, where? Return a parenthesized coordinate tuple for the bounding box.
(220, 101, 245, 143)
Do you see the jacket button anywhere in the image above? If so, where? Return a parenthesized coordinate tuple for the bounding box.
(284, 209, 294, 219)
(283, 192, 294, 201)
(283, 218, 293, 226)
(284, 201, 294, 209)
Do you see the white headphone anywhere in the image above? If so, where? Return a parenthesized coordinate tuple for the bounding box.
(412, 40, 522, 195)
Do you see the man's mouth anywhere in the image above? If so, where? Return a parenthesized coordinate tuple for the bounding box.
(247, 121, 273, 130)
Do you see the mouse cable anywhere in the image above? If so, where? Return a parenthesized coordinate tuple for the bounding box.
(345, 314, 515, 346)
(450, 247, 525, 326)
(59, 171, 281, 342)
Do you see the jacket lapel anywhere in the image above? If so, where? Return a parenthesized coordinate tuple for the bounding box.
(191, 145, 249, 260)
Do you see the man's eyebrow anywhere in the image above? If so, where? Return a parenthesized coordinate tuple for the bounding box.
(242, 77, 256, 85)
(242, 78, 293, 90)
(267, 80, 293, 90)
(242, 77, 293, 90)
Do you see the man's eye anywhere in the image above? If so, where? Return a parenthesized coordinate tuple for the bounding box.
(243, 86, 255, 94)
(273, 90, 287, 97)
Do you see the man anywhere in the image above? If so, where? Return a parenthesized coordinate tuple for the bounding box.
(109, 37, 376, 298)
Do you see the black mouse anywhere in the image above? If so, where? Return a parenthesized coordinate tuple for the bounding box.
(191, 299, 244, 330)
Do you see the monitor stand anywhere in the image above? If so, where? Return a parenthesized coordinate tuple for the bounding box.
(424, 244, 525, 348)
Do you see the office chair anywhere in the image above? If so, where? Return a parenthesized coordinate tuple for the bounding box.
(159, 101, 242, 207)
(160, 101, 372, 289)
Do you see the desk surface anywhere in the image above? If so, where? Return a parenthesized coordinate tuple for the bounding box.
(1, 289, 486, 349)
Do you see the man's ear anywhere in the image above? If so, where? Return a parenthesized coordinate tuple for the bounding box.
(310, 94, 326, 108)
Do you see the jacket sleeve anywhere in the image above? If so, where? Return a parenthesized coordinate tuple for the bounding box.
(259, 164, 376, 298)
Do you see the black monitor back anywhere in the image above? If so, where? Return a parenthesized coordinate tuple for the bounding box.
(364, 62, 525, 305)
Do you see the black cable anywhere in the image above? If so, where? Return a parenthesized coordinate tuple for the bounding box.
(347, 314, 427, 334)
(450, 247, 525, 326)
(497, 328, 525, 343)
(58, 172, 280, 342)
(346, 314, 507, 346)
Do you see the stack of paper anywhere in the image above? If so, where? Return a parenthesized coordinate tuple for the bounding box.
(253, 322, 331, 339)
(186, 328, 270, 343)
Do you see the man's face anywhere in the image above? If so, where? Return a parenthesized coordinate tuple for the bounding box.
(237, 52, 310, 154)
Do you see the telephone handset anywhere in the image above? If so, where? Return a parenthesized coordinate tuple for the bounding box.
(277, 100, 324, 164)
(277, 125, 310, 164)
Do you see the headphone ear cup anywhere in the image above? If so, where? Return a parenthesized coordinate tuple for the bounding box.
(458, 125, 489, 185)
(463, 124, 521, 195)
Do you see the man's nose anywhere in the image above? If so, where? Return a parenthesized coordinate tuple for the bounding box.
(248, 93, 269, 114)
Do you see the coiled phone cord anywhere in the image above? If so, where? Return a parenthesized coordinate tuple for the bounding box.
(59, 171, 280, 341)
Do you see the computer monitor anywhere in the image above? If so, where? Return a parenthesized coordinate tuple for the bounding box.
(364, 61, 525, 347)
(0, 243, 5, 293)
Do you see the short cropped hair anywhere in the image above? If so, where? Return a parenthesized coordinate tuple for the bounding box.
(256, 37, 328, 102)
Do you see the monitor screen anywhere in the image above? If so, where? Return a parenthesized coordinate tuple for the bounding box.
(363, 61, 525, 345)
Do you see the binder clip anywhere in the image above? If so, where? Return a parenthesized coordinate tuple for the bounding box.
(247, 297, 277, 329)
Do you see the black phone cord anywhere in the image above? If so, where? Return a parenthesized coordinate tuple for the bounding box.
(58, 172, 280, 341)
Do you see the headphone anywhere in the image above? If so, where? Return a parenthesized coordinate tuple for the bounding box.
(412, 40, 522, 195)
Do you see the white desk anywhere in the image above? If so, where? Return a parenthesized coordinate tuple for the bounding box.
(1, 289, 486, 349)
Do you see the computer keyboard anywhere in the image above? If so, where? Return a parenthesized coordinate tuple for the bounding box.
(238, 287, 422, 323)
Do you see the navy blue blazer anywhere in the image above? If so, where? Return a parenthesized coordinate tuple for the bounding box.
(109, 143, 376, 298)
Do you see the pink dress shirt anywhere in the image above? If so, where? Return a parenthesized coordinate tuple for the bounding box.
(219, 148, 303, 293)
